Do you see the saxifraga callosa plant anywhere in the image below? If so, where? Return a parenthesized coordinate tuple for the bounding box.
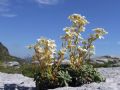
(28, 38, 59, 89)
(60, 14, 108, 68)
(28, 13, 108, 89)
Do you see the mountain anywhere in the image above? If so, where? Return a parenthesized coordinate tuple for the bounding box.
(0, 42, 10, 61)
(0, 42, 25, 64)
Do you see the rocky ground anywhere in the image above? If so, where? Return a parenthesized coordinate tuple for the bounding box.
(90, 56, 120, 67)
(0, 67, 120, 90)
(52, 67, 120, 90)
(0, 72, 35, 90)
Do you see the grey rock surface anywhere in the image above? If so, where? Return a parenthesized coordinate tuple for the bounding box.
(50, 67, 120, 90)
(32, 55, 120, 67)
(0, 72, 35, 90)
(0, 67, 120, 90)
(3, 61, 20, 68)
(90, 55, 120, 66)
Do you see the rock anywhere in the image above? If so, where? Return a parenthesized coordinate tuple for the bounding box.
(32, 60, 71, 66)
(0, 67, 120, 90)
(32, 60, 39, 64)
(90, 55, 120, 67)
(32, 55, 120, 68)
(50, 67, 120, 90)
(90, 60, 105, 65)
(95, 58, 109, 63)
(3, 61, 20, 68)
(0, 72, 36, 90)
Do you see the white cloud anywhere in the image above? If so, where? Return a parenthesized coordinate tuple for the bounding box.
(0, 0, 60, 17)
(0, 0, 17, 17)
(35, 0, 58, 5)
(1, 13, 17, 17)
(0, 0, 9, 11)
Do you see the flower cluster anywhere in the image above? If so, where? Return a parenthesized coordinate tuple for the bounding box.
(68, 14, 89, 26)
(34, 37, 56, 62)
(29, 13, 108, 71)
(60, 14, 108, 68)
(28, 37, 56, 75)
(28, 13, 108, 89)
(93, 28, 108, 39)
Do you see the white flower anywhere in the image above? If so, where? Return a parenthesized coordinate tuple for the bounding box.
(93, 28, 108, 39)
(37, 37, 46, 42)
(50, 54, 54, 58)
(99, 36, 104, 39)
(78, 46, 87, 53)
(27, 45, 34, 49)
(78, 35, 83, 40)
(49, 48, 56, 54)
(89, 50, 95, 55)
(63, 27, 70, 31)
(68, 14, 89, 26)
(37, 38, 41, 42)
(66, 30, 71, 36)
(35, 46, 44, 53)
(93, 28, 108, 35)
(47, 39, 56, 48)
(60, 48, 67, 54)
(78, 26, 85, 32)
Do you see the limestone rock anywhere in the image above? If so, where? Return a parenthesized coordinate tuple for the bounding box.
(90, 55, 120, 67)
(0, 72, 35, 90)
(0, 67, 120, 90)
(3, 61, 20, 68)
(50, 67, 120, 90)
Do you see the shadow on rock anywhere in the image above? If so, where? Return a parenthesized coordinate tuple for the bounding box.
(4, 84, 36, 90)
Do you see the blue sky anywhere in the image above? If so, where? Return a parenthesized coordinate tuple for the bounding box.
(0, 0, 120, 58)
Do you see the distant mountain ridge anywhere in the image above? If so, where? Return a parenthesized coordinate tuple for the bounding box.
(0, 42, 10, 59)
(0, 42, 25, 64)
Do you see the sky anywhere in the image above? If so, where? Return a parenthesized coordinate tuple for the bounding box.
(0, 0, 120, 58)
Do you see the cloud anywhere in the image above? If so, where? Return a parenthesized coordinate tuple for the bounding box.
(1, 13, 17, 17)
(0, 0, 9, 12)
(35, 0, 59, 5)
(0, 0, 17, 18)
(0, 0, 60, 17)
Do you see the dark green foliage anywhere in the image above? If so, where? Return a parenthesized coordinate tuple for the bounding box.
(34, 72, 60, 90)
(57, 70, 72, 87)
(0, 63, 35, 78)
(21, 64, 35, 78)
(0, 65, 21, 74)
(34, 64, 105, 90)
(34, 67, 72, 90)
(68, 64, 105, 87)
